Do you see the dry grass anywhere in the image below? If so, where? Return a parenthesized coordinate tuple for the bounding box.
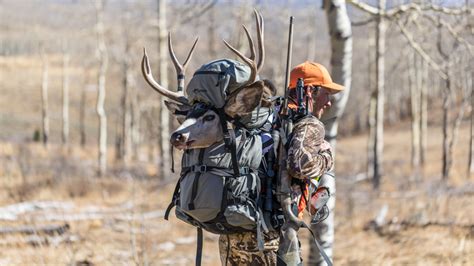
(0, 119, 472, 265)
(1, 55, 472, 265)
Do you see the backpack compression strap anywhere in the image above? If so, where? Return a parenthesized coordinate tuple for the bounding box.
(216, 108, 240, 177)
(302, 222, 333, 266)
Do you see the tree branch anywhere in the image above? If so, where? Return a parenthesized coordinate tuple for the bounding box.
(420, 12, 473, 56)
(395, 19, 448, 80)
(348, 0, 469, 18)
(351, 16, 375, 26)
(347, 0, 379, 16)
(170, 0, 217, 29)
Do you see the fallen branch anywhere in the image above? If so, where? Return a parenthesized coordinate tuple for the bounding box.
(31, 209, 164, 222)
(365, 217, 474, 236)
(0, 223, 70, 236)
(0, 234, 79, 247)
(0, 201, 74, 221)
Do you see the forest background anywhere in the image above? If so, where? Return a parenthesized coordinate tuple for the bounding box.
(0, 0, 472, 265)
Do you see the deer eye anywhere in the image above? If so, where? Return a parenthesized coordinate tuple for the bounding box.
(203, 114, 215, 122)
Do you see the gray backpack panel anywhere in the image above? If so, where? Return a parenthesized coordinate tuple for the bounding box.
(181, 131, 262, 173)
(177, 130, 263, 231)
(186, 59, 253, 108)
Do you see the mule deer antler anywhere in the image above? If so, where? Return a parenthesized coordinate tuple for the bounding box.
(168, 33, 199, 92)
(223, 9, 264, 87)
(141, 48, 189, 105)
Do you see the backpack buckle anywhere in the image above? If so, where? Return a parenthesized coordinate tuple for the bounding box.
(239, 167, 250, 175)
(191, 165, 207, 173)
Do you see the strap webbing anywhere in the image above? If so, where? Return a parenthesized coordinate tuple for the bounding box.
(301, 222, 333, 266)
(196, 227, 203, 266)
(189, 149, 205, 210)
(164, 176, 182, 220)
(217, 109, 240, 177)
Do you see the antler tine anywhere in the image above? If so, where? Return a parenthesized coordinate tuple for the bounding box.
(141, 47, 189, 105)
(168, 33, 199, 92)
(254, 9, 265, 72)
(168, 33, 182, 74)
(223, 25, 257, 85)
(183, 37, 199, 68)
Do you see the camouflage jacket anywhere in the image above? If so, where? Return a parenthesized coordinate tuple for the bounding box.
(287, 115, 334, 180)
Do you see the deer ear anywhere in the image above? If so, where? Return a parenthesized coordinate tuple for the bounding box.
(164, 100, 191, 124)
(224, 80, 265, 118)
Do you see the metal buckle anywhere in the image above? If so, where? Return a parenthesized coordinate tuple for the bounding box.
(216, 223, 225, 231)
(192, 165, 207, 173)
(239, 167, 249, 175)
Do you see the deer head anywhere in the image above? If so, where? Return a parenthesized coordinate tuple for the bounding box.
(142, 10, 274, 150)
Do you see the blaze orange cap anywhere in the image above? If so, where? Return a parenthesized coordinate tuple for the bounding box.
(289, 61, 345, 94)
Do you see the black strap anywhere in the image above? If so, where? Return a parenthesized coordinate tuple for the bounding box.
(182, 165, 250, 175)
(216, 109, 240, 177)
(196, 227, 203, 266)
(301, 222, 333, 266)
(164, 178, 182, 220)
(189, 149, 205, 210)
(170, 145, 175, 173)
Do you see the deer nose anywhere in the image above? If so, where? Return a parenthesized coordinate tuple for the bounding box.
(170, 132, 186, 144)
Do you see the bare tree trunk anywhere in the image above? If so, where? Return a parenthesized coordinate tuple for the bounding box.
(131, 85, 140, 161)
(306, 13, 317, 61)
(208, 5, 217, 58)
(95, 0, 108, 177)
(40, 52, 49, 147)
(373, 0, 386, 190)
(442, 76, 451, 180)
(321, 0, 353, 148)
(158, 0, 170, 179)
(469, 69, 474, 178)
(79, 73, 87, 147)
(368, 93, 376, 178)
(409, 51, 420, 172)
(62, 49, 70, 145)
(309, 0, 352, 264)
(120, 37, 133, 165)
(233, 2, 252, 55)
(420, 58, 428, 166)
(367, 32, 375, 179)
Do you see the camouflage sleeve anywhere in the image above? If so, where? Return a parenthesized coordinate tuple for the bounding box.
(287, 116, 334, 180)
(312, 146, 334, 178)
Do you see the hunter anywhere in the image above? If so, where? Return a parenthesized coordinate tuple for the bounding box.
(219, 61, 344, 265)
(285, 61, 344, 265)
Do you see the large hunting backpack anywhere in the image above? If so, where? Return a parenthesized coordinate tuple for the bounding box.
(164, 59, 276, 265)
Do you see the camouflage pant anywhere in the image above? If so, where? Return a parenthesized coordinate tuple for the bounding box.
(218, 231, 280, 266)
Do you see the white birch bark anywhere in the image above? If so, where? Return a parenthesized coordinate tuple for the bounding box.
(367, 29, 376, 180)
(62, 50, 70, 145)
(420, 58, 428, 166)
(41, 53, 49, 147)
(121, 39, 133, 165)
(95, 0, 108, 176)
(373, 0, 386, 189)
(79, 77, 87, 147)
(321, 0, 353, 148)
(469, 70, 474, 177)
(442, 75, 451, 179)
(309, 0, 352, 265)
(158, 0, 170, 179)
(409, 50, 420, 171)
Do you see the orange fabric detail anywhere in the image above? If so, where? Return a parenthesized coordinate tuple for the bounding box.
(297, 183, 309, 219)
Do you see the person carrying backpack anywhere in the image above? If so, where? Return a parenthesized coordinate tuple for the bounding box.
(277, 61, 344, 265)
